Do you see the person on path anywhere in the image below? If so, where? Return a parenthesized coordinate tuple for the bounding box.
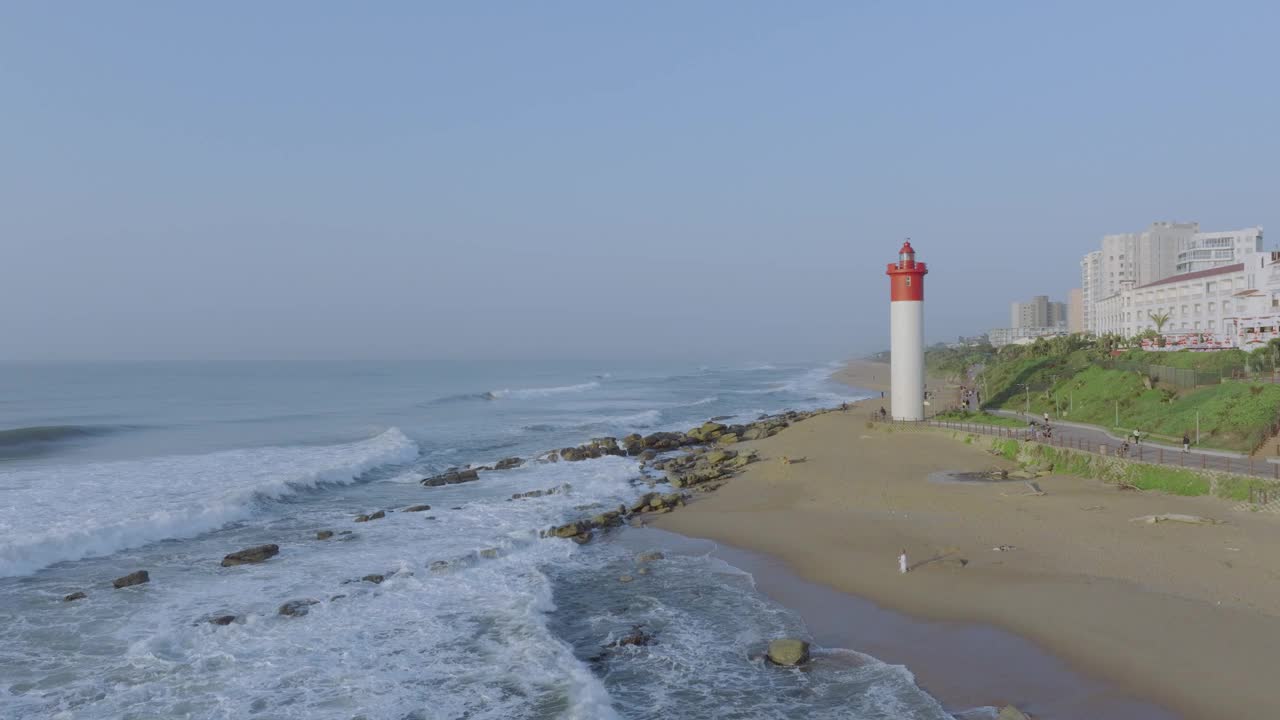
(898, 549, 908, 574)
(1132, 428, 1142, 445)
(1183, 432, 1191, 453)
(1043, 412, 1050, 425)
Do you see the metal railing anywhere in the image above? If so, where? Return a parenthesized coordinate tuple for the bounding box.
(870, 414, 1280, 481)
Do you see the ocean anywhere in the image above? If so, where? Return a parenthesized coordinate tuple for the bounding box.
(0, 359, 982, 719)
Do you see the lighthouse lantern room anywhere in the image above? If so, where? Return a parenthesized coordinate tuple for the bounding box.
(885, 241, 928, 420)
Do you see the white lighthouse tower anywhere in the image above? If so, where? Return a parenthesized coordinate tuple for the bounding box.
(886, 240, 928, 421)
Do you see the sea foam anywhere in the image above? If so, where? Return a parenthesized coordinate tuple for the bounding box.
(0, 428, 419, 577)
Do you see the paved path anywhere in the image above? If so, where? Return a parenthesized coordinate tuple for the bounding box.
(878, 413, 1280, 484)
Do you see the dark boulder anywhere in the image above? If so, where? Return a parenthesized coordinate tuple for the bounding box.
(421, 468, 480, 487)
(63, 591, 87, 602)
(221, 544, 280, 567)
(210, 615, 236, 626)
(316, 530, 334, 540)
(402, 504, 432, 512)
(361, 574, 385, 584)
(278, 599, 320, 617)
(494, 457, 523, 470)
(112, 570, 150, 589)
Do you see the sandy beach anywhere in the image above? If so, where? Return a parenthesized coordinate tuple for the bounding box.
(655, 360, 1280, 719)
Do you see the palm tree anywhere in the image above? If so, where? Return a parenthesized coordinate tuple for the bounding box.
(1148, 311, 1171, 335)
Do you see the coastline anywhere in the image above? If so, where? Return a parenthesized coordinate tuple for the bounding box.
(652, 360, 1280, 719)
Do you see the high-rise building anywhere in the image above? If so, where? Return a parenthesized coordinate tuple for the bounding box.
(1080, 221, 1261, 334)
(1067, 288, 1084, 333)
(1011, 295, 1067, 329)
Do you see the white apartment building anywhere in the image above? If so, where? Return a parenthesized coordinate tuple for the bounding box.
(988, 326, 1069, 348)
(1093, 250, 1280, 348)
(1010, 295, 1066, 329)
(1081, 221, 1264, 334)
(1176, 227, 1264, 273)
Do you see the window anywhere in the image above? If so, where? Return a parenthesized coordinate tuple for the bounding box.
(1182, 305, 1188, 314)
(1195, 304, 1201, 314)
(1195, 321, 1201, 330)
(905, 277, 911, 287)
(1209, 320, 1216, 330)
(1208, 302, 1216, 313)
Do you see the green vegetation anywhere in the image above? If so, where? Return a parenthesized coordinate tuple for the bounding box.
(966, 336, 1280, 452)
(923, 342, 995, 383)
(936, 410, 1025, 428)
(987, 437, 1235, 499)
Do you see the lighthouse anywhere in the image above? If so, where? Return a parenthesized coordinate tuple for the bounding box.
(885, 240, 928, 421)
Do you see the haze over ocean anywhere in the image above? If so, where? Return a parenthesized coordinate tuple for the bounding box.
(3, 2, 1277, 362)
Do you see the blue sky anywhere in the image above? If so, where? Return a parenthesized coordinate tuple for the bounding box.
(2, 2, 1277, 361)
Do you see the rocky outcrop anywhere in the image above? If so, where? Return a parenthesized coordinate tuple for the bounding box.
(420, 468, 480, 487)
(512, 484, 569, 500)
(63, 591, 87, 602)
(316, 530, 334, 540)
(278, 599, 320, 617)
(766, 638, 810, 666)
(635, 551, 664, 564)
(622, 433, 645, 456)
(641, 431, 690, 451)
(112, 570, 150, 589)
(402, 505, 432, 512)
(210, 615, 236, 626)
(221, 544, 280, 567)
(354, 510, 386, 522)
(559, 437, 625, 462)
(494, 457, 523, 470)
(361, 574, 385, 584)
(607, 626, 654, 648)
(619, 574, 634, 583)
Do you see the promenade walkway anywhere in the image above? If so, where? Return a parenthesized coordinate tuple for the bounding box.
(872, 412, 1280, 486)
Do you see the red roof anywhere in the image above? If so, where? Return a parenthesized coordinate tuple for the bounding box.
(899, 240, 915, 255)
(1136, 263, 1244, 289)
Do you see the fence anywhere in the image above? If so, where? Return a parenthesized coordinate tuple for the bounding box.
(1106, 360, 1227, 389)
(871, 414, 1280, 481)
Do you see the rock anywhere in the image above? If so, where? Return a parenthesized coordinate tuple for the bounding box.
(622, 433, 645, 456)
(278, 599, 320, 617)
(369, 510, 386, 520)
(637, 567, 651, 576)
(316, 530, 334, 540)
(361, 574, 385, 584)
(112, 570, 150, 589)
(619, 574, 634, 583)
(643, 431, 688, 451)
(480, 548, 499, 559)
(996, 706, 1033, 720)
(766, 638, 810, 666)
(355, 514, 370, 522)
(705, 449, 737, 466)
(606, 626, 654, 648)
(552, 522, 585, 538)
(429, 560, 450, 573)
(494, 457, 523, 470)
(63, 591, 87, 602)
(210, 615, 236, 626)
(716, 433, 739, 445)
(571, 530, 594, 545)
(630, 493, 657, 513)
(221, 544, 280, 567)
(636, 551, 665, 564)
(420, 468, 480, 487)
(402, 505, 432, 512)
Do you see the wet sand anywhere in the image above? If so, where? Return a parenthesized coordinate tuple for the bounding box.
(654, 361, 1280, 719)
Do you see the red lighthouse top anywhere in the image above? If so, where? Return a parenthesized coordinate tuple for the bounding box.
(886, 239, 927, 301)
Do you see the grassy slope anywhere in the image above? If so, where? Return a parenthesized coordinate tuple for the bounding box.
(979, 347, 1280, 452)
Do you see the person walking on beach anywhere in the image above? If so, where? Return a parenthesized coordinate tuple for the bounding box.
(1182, 432, 1191, 453)
(898, 549, 908, 574)
(879, 406, 887, 420)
